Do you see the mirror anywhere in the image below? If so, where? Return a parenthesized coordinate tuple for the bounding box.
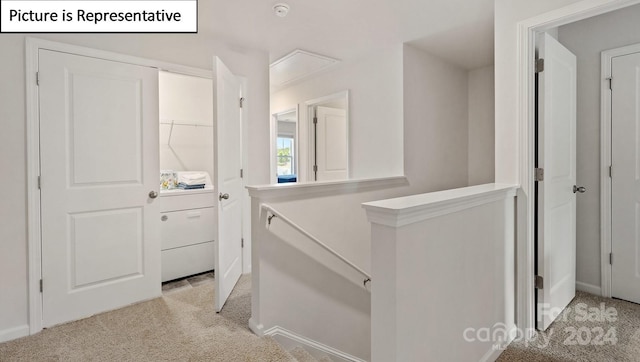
(270, 91, 349, 184)
(272, 108, 298, 183)
(305, 91, 349, 182)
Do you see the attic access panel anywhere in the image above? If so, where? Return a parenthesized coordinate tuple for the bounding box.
(270, 49, 339, 88)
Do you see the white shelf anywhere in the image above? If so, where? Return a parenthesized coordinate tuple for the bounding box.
(160, 185, 214, 197)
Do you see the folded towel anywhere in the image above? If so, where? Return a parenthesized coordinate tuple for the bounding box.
(178, 171, 207, 186)
(178, 183, 205, 190)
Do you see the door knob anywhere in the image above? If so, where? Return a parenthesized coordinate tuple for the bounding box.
(573, 185, 586, 194)
(149, 190, 158, 199)
(219, 193, 230, 201)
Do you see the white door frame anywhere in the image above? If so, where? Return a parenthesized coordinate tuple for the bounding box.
(600, 42, 640, 298)
(514, 0, 640, 338)
(25, 37, 213, 335)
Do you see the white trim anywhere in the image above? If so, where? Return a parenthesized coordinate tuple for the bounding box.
(481, 325, 518, 362)
(600, 43, 640, 299)
(0, 324, 30, 343)
(263, 325, 366, 362)
(25, 37, 43, 336)
(239, 76, 252, 275)
(269, 49, 340, 89)
(362, 183, 517, 227)
(246, 175, 408, 200)
(481, 348, 506, 362)
(249, 317, 264, 336)
(514, 0, 640, 336)
(25, 37, 215, 336)
(576, 281, 603, 295)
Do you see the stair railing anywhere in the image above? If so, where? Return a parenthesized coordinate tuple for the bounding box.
(261, 203, 371, 290)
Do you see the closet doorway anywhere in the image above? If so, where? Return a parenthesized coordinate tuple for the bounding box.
(158, 71, 216, 284)
(27, 39, 244, 331)
(604, 44, 640, 305)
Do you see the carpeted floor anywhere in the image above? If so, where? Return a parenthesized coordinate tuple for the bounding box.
(498, 291, 640, 361)
(4, 280, 639, 361)
(0, 275, 297, 362)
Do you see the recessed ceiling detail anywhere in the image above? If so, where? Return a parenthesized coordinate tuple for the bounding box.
(270, 49, 340, 89)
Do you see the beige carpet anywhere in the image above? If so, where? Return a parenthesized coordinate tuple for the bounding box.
(498, 291, 640, 361)
(0, 275, 298, 362)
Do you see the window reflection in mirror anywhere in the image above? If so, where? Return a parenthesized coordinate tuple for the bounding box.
(272, 108, 298, 183)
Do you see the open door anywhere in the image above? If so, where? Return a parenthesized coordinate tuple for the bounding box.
(39, 50, 160, 327)
(611, 51, 640, 305)
(213, 57, 243, 312)
(314, 106, 348, 181)
(535, 33, 577, 331)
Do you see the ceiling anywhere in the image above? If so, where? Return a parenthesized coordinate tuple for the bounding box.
(202, 0, 495, 69)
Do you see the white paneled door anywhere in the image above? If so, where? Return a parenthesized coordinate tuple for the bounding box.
(315, 106, 348, 181)
(213, 57, 243, 312)
(39, 50, 160, 327)
(611, 51, 640, 305)
(536, 33, 577, 331)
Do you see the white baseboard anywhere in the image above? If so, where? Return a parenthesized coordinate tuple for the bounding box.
(264, 325, 366, 362)
(576, 281, 602, 296)
(481, 346, 506, 362)
(481, 325, 517, 362)
(0, 324, 29, 343)
(248, 317, 264, 336)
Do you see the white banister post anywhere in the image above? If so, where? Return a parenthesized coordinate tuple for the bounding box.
(363, 184, 518, 362)
(369, 223, 398, 361)
(248, 196, 265, 335)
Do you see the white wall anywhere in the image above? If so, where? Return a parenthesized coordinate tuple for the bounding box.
(159, 72, 214, 182)
(270, 43, 480, 193)
(468, 66, 496, 185)
(271, 44, 404, 182)
(250, 33, 486, 358)
(365, 185, 516, 361)
(0, 30, 269, 339)
(403, 44, 470, 193)
(557, 4, 640, 290)
(249, 180, 413, 360)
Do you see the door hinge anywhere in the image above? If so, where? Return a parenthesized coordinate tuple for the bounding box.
(241, 238, 244, 248)
(240, 169, 244, 178)
(36, 72, 40, 86)
(607, 77, 612, 90)
(535, 275, 544, 289)
(535, 168, 544, 182)
(535, 59, 544, 73)
(239, 97, 245, 108)
(37, 176, 41, 189)
(39, 279, 43, 293)
(313, 165, 318, 172)
(609, 165, 612, 178)
(610, 253, 613, 265)
(313, 117, 318, 125)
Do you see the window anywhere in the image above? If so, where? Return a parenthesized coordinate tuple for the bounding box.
(277, 136, 295, 176)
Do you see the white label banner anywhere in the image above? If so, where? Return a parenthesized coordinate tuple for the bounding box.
(0, 0, 197, 32)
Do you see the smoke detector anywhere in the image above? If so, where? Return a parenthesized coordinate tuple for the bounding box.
(273, 3, 290, 17)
